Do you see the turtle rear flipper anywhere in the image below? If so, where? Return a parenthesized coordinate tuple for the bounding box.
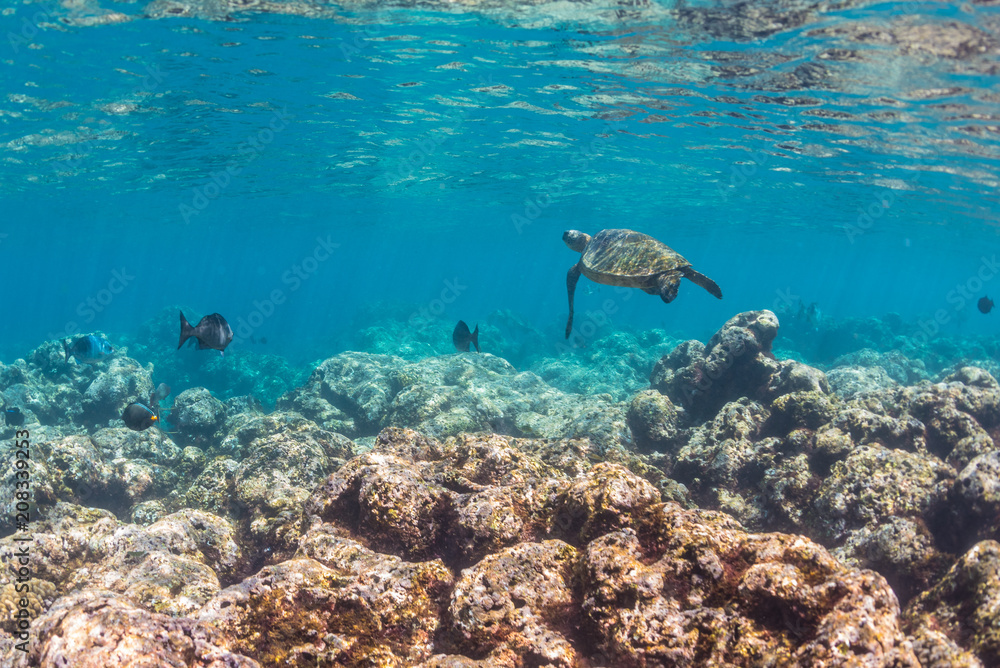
(682, 266, 722, 299)
(657, 272, 681, 303)
(566, 263, 582, 339)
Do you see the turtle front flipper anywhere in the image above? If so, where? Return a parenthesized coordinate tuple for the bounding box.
(681, 266, 722, 299)
(566, 263, 582, 339)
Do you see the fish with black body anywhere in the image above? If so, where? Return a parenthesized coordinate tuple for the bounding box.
(123, 383, 167, 432)
(178, 311, 233, 355)
(979, 296, 994, 314)
(453, 320, 480, 353)
(63, 334, 114, 364)
(122, 402, 158, 432)
(3, 405, 24, 427)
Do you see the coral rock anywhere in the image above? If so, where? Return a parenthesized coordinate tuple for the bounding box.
(626, 389, 682, 454)
(2, 591, 257, 667)
(448, 540, 578, 665)
(172, 387, 227, 447)
(581, 503, 919, 666)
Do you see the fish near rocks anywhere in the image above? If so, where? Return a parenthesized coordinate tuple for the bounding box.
(978, 296, 993, 314)
(178, 311, 233, 355)
(63, 334, 114, 364)
(3, 405, 24, 427)
(452, 320, 480, 353)
(122, 402, 158, 432)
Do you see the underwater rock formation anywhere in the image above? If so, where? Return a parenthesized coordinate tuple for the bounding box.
(80, 357, 153, 428)
(651, 310, 792, 419)
(12, 427, 928, 667)
(172, 387, 227, 448)
(8, 590, 257, 667)
(9, 307, 1000, 665)
(279, 351, 629, 450)
(3, 415, 997, 665)
(533, 330, 677, 402)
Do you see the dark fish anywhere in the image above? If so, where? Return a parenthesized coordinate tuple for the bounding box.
(178, 311, 233, 355)
(122, 402, 158, 432)
(3, 407, 24, 427)
(452, 320, 480, 353)
(259, 337, 267, 344)
(152, 383, 171, 402)
(63, 335, 114, 364)
(979, 297, 994, 314)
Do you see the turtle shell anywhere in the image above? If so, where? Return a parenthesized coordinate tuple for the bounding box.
(580, 229, 689, 284)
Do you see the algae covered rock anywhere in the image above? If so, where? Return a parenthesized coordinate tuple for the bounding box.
(56, 508, 241, 615)
(0, 580, 57, 634)
(949, 450, 1000, 544)
(305, 429, 658, 568)
(813, 445, 955, 544)
(581, 502, 920, 666)
(832, 348, 929, 385)
(171, 387, 226, 447)
(626, 389, 682, 454)
(449, 540, 579, 665)
(0, 503, 119, 586)
(650, 310, 825, 421)
(1, 590, 258, 667)
(279, 351, 401, 434)
(81, 356, 153, 427)
(905, 540, 1000, 666)
(554, 461, 660, 544)
(826, 365, 899, 399)
(198, 554, 452, 666)
(307, 451, 453, 561)
(231, 412, 355, 557)
(90, 426, 181, 465)
(834, 516, 951, 605)
(671, 398, 776, 525)
(282, 351, 629, 449)
(183, 456, 241, 518)
(766, 389, 836, 434)
(764, 358, 830, 400)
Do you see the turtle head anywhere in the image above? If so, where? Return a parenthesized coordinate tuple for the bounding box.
(563, 230, 591, 253)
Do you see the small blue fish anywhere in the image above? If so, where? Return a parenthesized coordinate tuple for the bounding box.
(63, 335, 114, 365)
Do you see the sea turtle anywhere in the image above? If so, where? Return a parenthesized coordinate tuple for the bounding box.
(563, 228, 722, 338)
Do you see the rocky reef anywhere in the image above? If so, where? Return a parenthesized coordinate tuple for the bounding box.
(2, 309, 1000, 666)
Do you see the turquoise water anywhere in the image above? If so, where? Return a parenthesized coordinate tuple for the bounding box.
(2, 0, 999, 372)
